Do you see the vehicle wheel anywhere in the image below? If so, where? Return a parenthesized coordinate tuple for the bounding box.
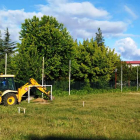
(3, 93, 17, 106)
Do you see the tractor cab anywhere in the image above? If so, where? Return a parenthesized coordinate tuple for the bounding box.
(0, 75, 16, 92)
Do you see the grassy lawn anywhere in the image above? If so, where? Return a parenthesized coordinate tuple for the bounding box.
(0, 92, 140, 140)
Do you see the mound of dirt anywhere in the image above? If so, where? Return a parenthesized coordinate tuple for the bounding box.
(33, 98, 49, 104)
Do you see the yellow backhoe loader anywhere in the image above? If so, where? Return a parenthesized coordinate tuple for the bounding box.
(0, 74, 51, 106)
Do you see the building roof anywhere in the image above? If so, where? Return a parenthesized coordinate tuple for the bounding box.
(126, 61, 140, 64)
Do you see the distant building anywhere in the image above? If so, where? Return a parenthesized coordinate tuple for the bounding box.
(126, 61, 140, 67)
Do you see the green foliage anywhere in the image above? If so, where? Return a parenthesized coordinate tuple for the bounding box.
(0, 31, 3, 57)
(94, 28, 105, 47)
(71, 38, 120, 86)
(0, 28, 16, 74)
(3, 28, 16, 55)
(12, 44, 42, 83)
(0, 19, 120, 91)
(110, 61, 140, 87)
(114, 61, 130, 82)
(14, 15, 74, 83)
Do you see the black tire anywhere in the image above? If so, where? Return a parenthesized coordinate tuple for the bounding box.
(3, 93, 17, 106)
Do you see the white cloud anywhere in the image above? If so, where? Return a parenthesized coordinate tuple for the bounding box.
(71, 29, 93, 39)
(37, 0, 129, 39)
(0, 9, 43, 41)
(38, 1, 109, 18)
(124, 5, 138, 20)
(0, 0, 136, 42)
(115, 37, 140, 60)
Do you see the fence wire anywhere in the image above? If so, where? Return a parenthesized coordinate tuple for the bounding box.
(14, 65, 140, 96)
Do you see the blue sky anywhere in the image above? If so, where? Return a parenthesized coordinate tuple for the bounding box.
(0, 0, 140, 61)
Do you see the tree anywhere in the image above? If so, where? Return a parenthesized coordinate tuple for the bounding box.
(11, 44, 42, 83)
(0, 31, 3, 58)
(0, 31, 4, 73)
(71, 38, 120, 88)
(14, 15, 74, 83)
(94, 28, 105, 47)
(3, 28, 16, 55)
(0, 28, 16, 74)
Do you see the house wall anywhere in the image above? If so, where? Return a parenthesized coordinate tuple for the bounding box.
(131, 64, 140, 67)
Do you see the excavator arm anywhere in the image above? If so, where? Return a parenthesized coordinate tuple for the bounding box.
(17, 78, 50, 103)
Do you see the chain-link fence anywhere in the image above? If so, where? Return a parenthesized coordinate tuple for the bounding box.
(47, 65, 140, 95)
(10, 60, 140, 96)
(15, 66, 140, 96)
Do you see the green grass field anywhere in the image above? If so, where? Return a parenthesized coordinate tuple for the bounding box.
(0, 92, 140, 140)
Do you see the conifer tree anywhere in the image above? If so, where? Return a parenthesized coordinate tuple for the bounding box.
(0, 31, 3, 58)
(3, 28, 16, 55)
(95, 28, 105, 47)
(0, 28, 16, 74)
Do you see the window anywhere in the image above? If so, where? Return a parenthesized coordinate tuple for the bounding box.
(0, 77, 16, 91)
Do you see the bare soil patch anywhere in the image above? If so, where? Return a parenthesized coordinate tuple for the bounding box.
(33, 98, 50, 104)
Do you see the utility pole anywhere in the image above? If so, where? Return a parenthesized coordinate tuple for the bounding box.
(42, 57, 44, 98)
(69, 60, 71, 95)
(5, 53, 7, 75)
(137, 66, 138, 91)
(115, 68, 117, 88)
(121, 62, 122, 92)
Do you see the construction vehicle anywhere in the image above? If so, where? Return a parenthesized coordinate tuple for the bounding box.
(0, 74, 51, 106)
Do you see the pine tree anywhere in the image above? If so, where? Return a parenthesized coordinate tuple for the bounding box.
(3, 28, 16, 55)
(0, 31, 3, 58)
(0, 28, 17, 74)
(95, 28, 105, 47)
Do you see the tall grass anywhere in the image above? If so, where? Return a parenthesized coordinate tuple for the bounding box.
(0, 92, 140, 140)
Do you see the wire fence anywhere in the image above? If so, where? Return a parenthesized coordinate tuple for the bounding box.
(44, 80, 139, 91)
(15, 66, 140, 96)
(3, 53, 140, 95)
(44, 65, 140, 94)
(6, 56, 140, 95)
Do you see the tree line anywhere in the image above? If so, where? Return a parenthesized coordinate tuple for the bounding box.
(1, 15, 135, 88)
